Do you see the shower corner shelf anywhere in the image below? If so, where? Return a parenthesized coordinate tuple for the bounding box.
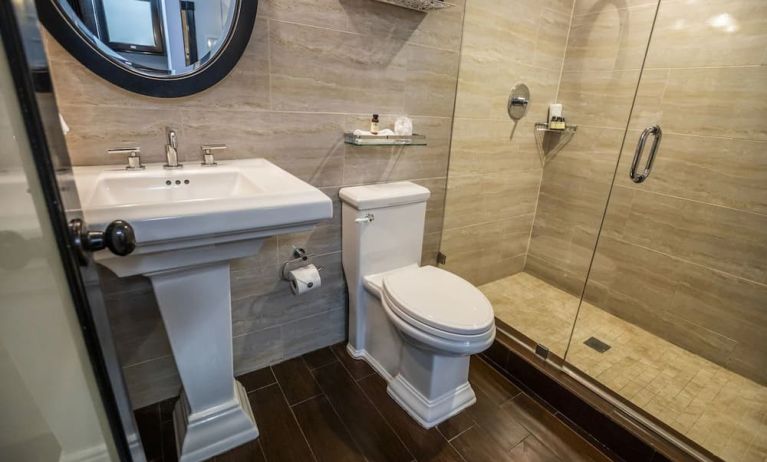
(534, 122, 577, 164)
(372, 0, 454, 12)
(344, 132, 427, 146)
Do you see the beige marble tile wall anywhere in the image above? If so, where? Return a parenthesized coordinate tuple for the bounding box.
(526, 0, 658, 294)
(43, 0, 464, 408)
(440, 0, 573, 286)
(571, 0, 767, 385)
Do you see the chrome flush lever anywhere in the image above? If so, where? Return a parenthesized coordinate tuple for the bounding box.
(355, 213, 375, 223)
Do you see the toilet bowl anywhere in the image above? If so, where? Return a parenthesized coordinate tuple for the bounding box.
(340, 182, 495, 428)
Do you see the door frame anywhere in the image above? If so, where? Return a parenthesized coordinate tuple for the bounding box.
(0, 2, 133, 460)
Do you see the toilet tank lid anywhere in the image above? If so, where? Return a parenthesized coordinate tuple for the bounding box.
(339, 182, 431, 210)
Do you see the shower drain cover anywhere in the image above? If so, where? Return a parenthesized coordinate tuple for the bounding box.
(584, 336, 611, 353)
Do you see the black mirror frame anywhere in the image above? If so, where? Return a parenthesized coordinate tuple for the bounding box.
(35, 0, 258, 98)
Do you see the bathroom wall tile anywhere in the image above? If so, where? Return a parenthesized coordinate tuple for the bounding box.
(412, 177, 448, 236)
(59, 104, 190, 166)
(448, 118, 541, 176)
(404, 45, 460, 118)
(602, 186, 767, 284)
(615, 131, 767, 215)
(629, 66, 767, 141)
(105, 290, 171, 368)
(524, 254, 586, 296)
(233, 325, 284, 376)
(524, 126, 624, 292)
(540, 125, 624, 184)
(573, 0, 656, 16)
(342, 0, 430, 44)
(422, 231, 442, 266)
(671, 262, 767, 361)
(280, 308, 347, 360)
(259, 0, 350, 31)
(556, 69, 643, 129)
(534, 8, 572, 71)
(408, 0, 466, 51)
(231, 252, 345, 336)
(454, 58, 560, 122)
(441, 216, 532, 285)
(180, 110, 346, 187)
(645, 0, 767, 69)
(387, 116, 453, 181)
(526, 176, 613, 289)
(728, 342, 767, 386)
(443, 170, 541, 231)
(582, 236, 680, 331)
(563, 5, 656, 72)
(230, 238, 282, 301)
(269, 20, 407, 113)
(123, 356, 181, 409)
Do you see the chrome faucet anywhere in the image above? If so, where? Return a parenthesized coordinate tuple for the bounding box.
(164, 127, 182, 169)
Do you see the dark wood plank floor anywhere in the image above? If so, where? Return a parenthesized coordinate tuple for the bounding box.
(136, 343, 614, 462)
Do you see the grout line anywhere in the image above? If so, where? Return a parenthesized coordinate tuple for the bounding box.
(288, 393, 324, 408)
(265, 17, 460, 54)
(446, 423, 476, 442)
(272, 369, 320, 462)
(615, 183, 767, 219)
(604, 234, 767, 290)
(554, 0, 576, 102)
(310, 361, 373, 462)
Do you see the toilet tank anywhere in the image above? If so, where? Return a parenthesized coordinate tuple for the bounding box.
(340, 182, 431, 284)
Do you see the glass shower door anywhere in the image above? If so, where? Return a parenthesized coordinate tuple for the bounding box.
(564, 1, 767, 461)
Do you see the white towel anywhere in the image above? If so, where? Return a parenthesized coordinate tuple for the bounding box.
(353, 128, 395, 136)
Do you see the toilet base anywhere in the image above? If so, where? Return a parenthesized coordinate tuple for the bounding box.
(387, 373, 476, 428)
(347, 342, 479, 429)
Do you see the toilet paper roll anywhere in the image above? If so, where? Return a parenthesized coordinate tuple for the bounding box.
(288, 264, 321, 295)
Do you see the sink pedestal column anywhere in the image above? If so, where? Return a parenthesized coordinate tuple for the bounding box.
(149, 262, 258, 462)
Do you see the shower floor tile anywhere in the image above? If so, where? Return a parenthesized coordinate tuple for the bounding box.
(483, 272, 767, 462)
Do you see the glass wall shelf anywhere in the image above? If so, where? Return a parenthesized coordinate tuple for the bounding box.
(344, 132, 427, 146)
(372, 0, 453, 12)
(534, 122, 577, 165)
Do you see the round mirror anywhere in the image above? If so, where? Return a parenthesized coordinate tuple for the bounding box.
(38, 0, 259, 97)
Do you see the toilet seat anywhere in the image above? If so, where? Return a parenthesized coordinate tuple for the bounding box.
(382, 266, 494, 339)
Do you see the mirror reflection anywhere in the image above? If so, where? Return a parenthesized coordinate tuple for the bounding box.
(62, 0, 236, 75)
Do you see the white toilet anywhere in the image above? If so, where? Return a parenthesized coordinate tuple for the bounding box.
(340, 181, 496, 428)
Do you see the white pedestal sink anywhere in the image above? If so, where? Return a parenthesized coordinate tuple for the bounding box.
(72, 159, 333, 462)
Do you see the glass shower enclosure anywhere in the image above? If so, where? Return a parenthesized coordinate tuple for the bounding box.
(441, 0, 767, 461)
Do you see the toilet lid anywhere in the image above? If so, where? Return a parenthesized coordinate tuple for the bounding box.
(382, 266, 494, 335)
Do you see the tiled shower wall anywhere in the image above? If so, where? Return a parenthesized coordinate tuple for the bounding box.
(527, 0, 767, 385)
(440, 0, 574, 286)
(45, 0, 464, 408)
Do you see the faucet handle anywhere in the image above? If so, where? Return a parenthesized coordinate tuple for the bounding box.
(108, 147, 144, 170)
(200, 144, 227, 166)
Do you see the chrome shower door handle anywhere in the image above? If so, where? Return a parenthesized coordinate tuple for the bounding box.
(629, 125, 662, 183)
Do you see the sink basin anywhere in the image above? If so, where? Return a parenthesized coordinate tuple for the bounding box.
(72, 159, 332, 462)
(73, 158, 332, 244)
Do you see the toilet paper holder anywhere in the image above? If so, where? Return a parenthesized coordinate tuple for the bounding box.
(280, 246, 324, 281)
